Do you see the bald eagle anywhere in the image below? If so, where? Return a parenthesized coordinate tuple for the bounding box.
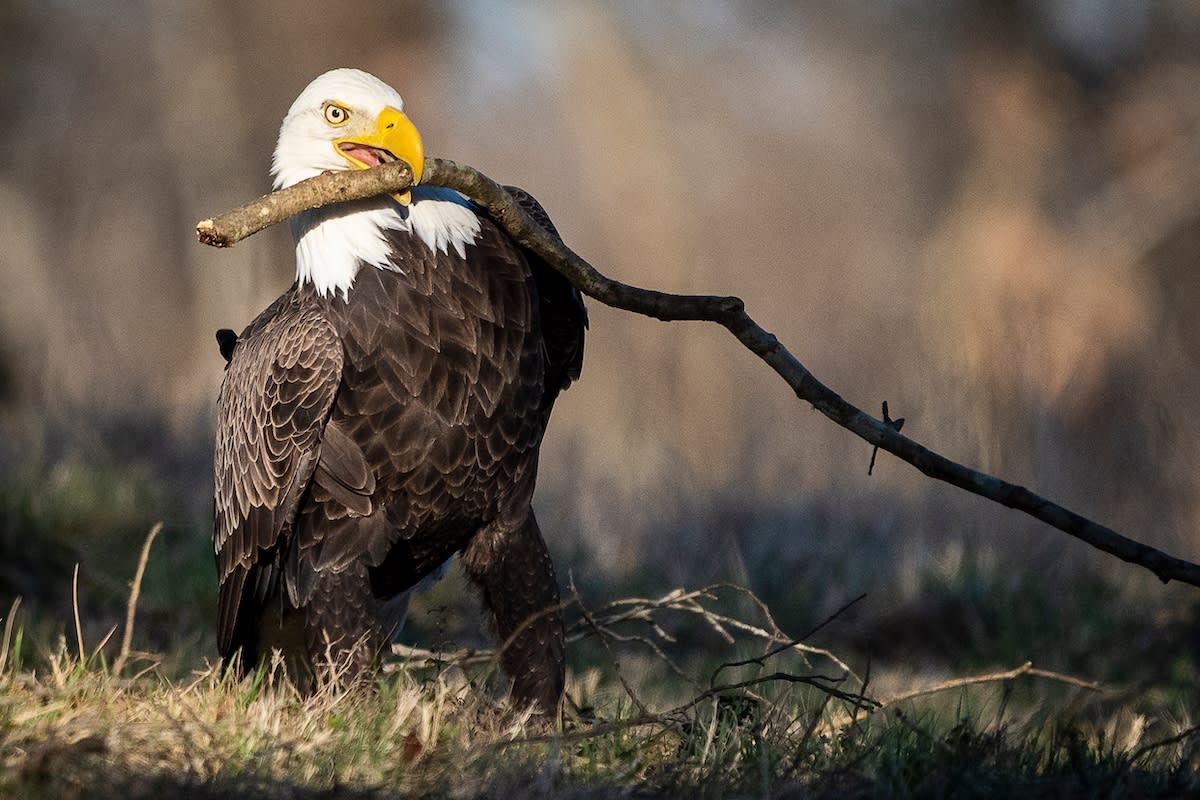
(212, 69, 585, 711)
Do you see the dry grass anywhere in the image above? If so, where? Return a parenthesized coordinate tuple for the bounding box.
(2, 560, 1198, 799)
(2, 629, 1197, 799)
(1, 652, 544, 798)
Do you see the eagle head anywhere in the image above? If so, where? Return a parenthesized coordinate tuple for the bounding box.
(271, 68, 424, 205)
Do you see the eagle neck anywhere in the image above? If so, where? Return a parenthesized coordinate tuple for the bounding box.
(290, 198, 402, 302)
(290, 188, 484, 302)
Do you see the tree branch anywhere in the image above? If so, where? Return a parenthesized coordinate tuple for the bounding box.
(878, 661, 1101, 709)
(196, 157, 1200, 589)
(196, 161, 416, 247)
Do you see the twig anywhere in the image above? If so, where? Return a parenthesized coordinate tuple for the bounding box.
(1125, 723, 1200, 766)
(392, 587, 711, 666)
(386, 643, 491, 671)
(494, 669, 878, 754)
(490, 668, 879, 761)
(868, 401, 904, 476)
(196, 158, 1200, 589)
(0, 596, 21, 675)
(579, 616, 693, 683)
(709, 592, 866, 688)
(93, 624, 118, 657)
(676, 601, 858, 678)
(569, 577, 652, 717)
(71, 564, 85, 663)
(679, 672, 878, 715)
(113, 522, 162, 676)
(712, 583, 859, 677)
(878, 661, 1102, 708)
(799, 593, 868, 642)
(720, 584, 786, 642)
(572, 583, 858, 679)
(390, 582, 863, 700)
(849, 658, 873, 736)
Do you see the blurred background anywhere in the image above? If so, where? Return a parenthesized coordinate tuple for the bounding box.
(1, 0, 1199, 695)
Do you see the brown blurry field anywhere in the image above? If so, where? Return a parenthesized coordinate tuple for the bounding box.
(1, 2, 1199, 795)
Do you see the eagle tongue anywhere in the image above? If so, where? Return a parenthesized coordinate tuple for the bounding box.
(338, 142, 390, 167)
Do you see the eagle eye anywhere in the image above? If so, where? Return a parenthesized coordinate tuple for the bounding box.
(323, 103, 350, 126)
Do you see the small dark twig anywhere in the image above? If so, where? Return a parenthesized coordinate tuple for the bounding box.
(569, 576, 652, 717)
(682, 672, 878, 715)
(868, 401, 904, 476)
(709, 592, 867, 688)
(1124, 723, 1200, 767)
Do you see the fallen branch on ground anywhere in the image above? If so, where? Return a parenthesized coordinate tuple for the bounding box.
(878, 661, 1102, 709)
(196, 158, 1200, 589)
(388, 583, 858, 685)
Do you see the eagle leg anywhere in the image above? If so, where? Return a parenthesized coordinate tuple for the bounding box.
(461, 509, 565, 714)
(300, 563, 388, 689)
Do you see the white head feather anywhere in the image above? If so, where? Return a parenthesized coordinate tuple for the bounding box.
(271, 68, 481, 300)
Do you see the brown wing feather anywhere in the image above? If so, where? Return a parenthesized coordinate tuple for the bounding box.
(502, 185, 586, 412)
(311, 420, 376, 517)
(212, 290, 343, 656)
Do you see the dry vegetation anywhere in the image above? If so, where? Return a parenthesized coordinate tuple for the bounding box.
(1, 558, 1197, 799)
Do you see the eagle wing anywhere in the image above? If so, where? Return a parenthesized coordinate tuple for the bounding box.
(502, 185, 587, 411)
(212, 295, 344, 656)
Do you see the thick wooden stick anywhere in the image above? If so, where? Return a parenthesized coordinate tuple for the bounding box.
(196, 161, 416, 247)
(196, 157, 1200, 589)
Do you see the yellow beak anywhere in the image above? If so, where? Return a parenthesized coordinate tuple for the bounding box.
(334, 107, 424, 205)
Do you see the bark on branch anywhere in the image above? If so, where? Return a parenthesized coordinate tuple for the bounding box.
(196, 157, 1200, 589)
